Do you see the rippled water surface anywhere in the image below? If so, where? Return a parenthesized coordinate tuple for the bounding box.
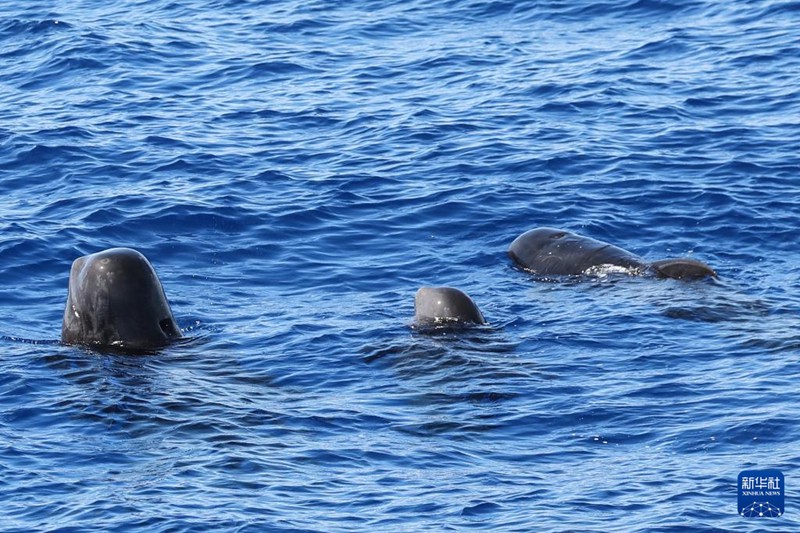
(2, 0, 800, 530)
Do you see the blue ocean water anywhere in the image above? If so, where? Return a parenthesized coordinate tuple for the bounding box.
(1, 0, 799, 530)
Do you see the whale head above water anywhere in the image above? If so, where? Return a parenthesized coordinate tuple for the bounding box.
(413, 286, 485, 327)
(61, 247, 182, 351)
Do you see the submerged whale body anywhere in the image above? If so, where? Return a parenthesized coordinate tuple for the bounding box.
(414, 287, 485, 326)
(508, 228, 716, 280)
(62, 247, 182, 351)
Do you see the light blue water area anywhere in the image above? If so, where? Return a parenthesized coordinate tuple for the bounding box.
(1, 0, 800, 530)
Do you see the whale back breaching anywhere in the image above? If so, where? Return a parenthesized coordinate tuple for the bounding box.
(508, 228, 716, 280)
(62, 247, 182, 351)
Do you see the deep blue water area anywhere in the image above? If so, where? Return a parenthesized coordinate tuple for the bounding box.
(2, 0, 800, 530)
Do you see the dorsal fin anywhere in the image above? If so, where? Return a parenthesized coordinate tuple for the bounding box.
(650, 258, 717, 280)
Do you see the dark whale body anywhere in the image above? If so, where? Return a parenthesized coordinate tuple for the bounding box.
(508, 228, 716, 280)
(62, 248, 182, 351)
(414, 287, 485, 326)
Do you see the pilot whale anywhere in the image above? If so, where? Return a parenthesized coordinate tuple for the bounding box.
(414, 287, 485, 326)
(62, 247, 182, 351)
(508, 228, 716, 280)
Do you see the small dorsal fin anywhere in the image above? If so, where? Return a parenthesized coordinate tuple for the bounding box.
(650, 258, 717, 280)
